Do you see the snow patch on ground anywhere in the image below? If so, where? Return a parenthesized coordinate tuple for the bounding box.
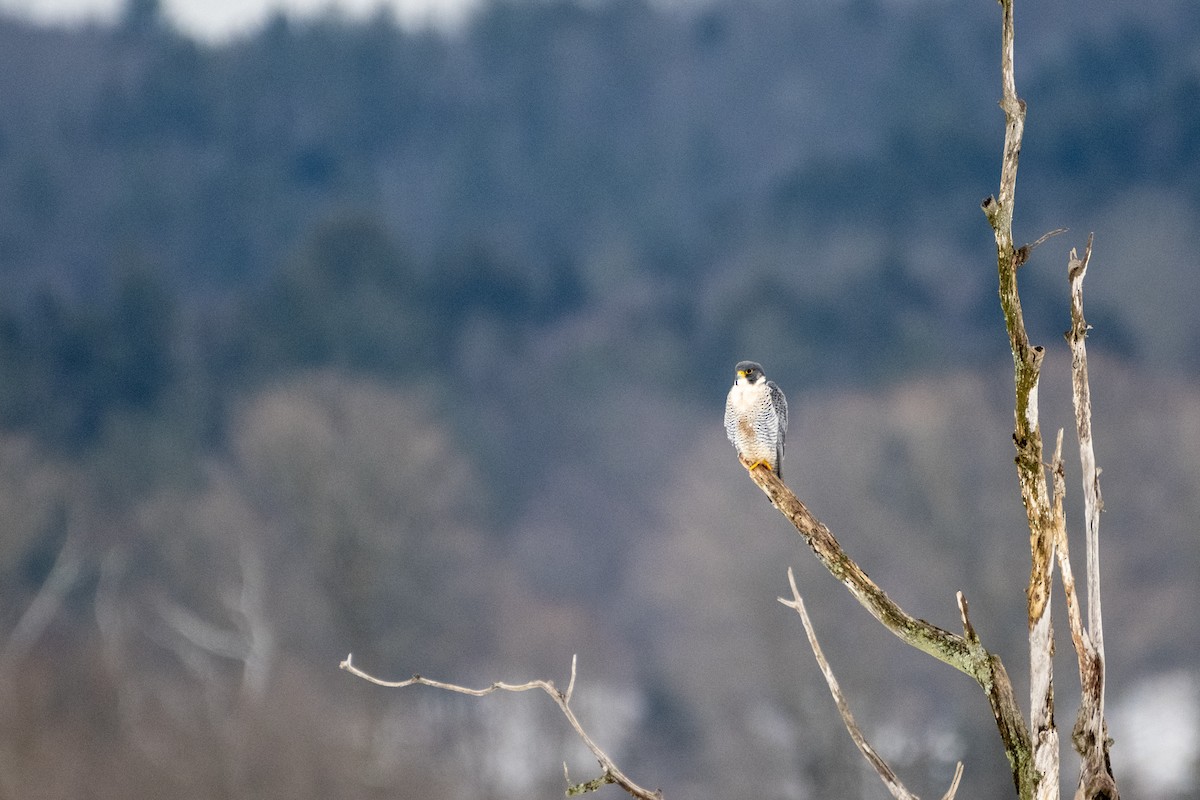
(1109, 670, 1198, 798)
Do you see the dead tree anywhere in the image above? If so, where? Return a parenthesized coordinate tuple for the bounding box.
(760, 0, 1118, 797)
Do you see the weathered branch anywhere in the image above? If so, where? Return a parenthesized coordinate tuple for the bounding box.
(1064, 237, 1119, 800)
(748, 468, 969, 670)
(978, 3, 1058, 797)
(339, 654, 661, 800)
(1066, 236, 1103, 661)
(779, 568, 964, 800)
(745, 465, 1033, 795)
(1030, 435, 1062, 800)
(981, 0, 1055, 633)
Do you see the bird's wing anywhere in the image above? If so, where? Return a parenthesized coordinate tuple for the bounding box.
(723, 388, 738, 441)
(769, 381, 788, 437)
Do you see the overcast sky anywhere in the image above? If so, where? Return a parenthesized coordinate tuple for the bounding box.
(0, 0, 484, 39)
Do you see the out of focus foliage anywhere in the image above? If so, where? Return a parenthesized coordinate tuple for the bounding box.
(1, 0, 1196, 459)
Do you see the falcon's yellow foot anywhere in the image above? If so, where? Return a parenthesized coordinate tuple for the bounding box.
(739, 455, 774, 473)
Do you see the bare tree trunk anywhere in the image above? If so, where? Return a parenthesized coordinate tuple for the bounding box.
(980, 2, 1118, 799)
(980, 1, 1060, 797)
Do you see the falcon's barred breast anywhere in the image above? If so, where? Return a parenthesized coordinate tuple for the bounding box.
(724, 360, 788, 479)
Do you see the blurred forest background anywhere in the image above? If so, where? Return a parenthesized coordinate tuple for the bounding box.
(1, 0, 1198, 798)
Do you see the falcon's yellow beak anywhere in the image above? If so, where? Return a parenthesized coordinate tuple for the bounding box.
(737, 369, 748, 379)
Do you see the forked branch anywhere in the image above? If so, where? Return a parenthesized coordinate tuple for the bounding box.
(339, 653, 662, 800)
(779, 568, 965, 800)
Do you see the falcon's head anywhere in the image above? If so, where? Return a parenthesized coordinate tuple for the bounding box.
(733, 360, 766, 386)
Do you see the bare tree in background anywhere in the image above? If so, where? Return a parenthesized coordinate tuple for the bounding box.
(344, 2, 1121, 798)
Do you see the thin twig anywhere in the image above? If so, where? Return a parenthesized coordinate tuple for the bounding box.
(566, 653, 578, 705)
(1015, 228, 1068, 269)
(340, 654, 662, 800)
(956, 592, 978, 645)
(940, 763, 966, 800)
(779, 568, 964, 800)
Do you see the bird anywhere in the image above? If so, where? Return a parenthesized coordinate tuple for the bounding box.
(724, 360, 789, 479)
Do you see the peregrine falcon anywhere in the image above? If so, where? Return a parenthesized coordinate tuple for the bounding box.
(724, 360, 789, 479)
